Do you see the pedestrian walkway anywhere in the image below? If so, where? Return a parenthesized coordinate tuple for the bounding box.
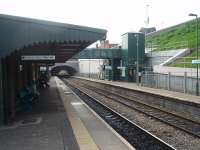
(0, 77, 79, 150)
(74, 76, 200, 105)
(0, 77, 135, 150)
(55, 77, 134, 150)
(73, 76, 200, 123)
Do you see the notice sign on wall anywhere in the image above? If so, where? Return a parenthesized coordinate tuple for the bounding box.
(21, 55, 55, 61)
(117, 66, 126, 77)
(192, 59, 200, 64)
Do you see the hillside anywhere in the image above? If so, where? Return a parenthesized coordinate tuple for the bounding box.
(146, 18, 200, 68)
(146, 18, 200, 51)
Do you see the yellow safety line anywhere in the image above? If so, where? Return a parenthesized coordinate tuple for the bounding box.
(55, 77, 99, 150)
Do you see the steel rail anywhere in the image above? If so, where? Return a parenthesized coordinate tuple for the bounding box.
(63, 79, 176, 150)
(69, 78, 200, 138)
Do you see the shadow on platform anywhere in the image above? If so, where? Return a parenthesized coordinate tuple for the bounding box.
(0, 77, 79, 150)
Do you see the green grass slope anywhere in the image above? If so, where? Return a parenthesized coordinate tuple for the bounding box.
(146, 19, 200, 51)
(146, 19, 200, 68)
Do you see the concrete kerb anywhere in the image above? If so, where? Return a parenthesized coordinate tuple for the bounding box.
(70, 84, 135, 150)
(55, 77, 99, 150)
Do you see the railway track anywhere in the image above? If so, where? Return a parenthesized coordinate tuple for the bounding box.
(67, 78, 200, 138)
(63, 79, 175, 150)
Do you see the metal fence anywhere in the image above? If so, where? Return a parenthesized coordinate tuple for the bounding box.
(76, 73, 99, 79)
(141, 72, 200, 95)
(76, 72, 200, 96)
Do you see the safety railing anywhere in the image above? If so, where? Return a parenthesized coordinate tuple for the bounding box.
(141, 71, 200, 95)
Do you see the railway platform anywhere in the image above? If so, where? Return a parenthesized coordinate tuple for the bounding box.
(74, 76, 200, 104)
(0, 77, 79, 150)
(0, 77, 134, 150)
(73, 76, 200, 124)
(55, 77, 134, 150)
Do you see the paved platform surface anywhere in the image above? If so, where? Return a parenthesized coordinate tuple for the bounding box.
(0, 77, 79, 150)
(56, 77, 134, 150)
(0, 77, 134, 150)
(74, 76, 200, 105)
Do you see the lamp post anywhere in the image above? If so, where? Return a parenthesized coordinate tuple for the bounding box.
(189, 13, 199, 96)
(135, 34, 139, 85)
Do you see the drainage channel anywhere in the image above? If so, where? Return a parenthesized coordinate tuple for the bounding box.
(64, 80, 176, 150)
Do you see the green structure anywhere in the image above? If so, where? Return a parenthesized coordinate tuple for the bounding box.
(0, 14, 106, 60)
(73, 48, 121, 59)
(120, 32, 145, 81)
(74, 32, 145, 81)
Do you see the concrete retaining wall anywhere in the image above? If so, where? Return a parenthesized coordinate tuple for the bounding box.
(145, 49, 191, 67)
(153, 66, 199, 77)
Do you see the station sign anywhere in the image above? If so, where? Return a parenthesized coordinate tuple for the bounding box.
(192, 59, 200, 64)
(117, 66, 126, 77)
(117, 66, 126, 70)
(105, 66, 112, 70)
(21, 55, 55, 61)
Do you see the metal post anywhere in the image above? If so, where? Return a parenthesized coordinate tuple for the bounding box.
(135, 34, 139, 86)
(168, 72, 171, 90)
(141, 71, 143, 86)
(151, 41, 153, 71)
(156, 73, 158, 88)
(189, 13, 199, 96)
(111, 59, 114, 81)
(196, 17, 199, 96)
(99, 55, 100, 79)
(184, 72, 187, 93)
(146, 72, 149, 87)
(89, 58, 91, 78)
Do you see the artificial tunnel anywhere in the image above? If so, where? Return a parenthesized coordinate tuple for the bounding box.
(51, 65, 77, 76)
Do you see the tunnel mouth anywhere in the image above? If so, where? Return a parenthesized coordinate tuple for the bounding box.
(51, 65, 77, 77)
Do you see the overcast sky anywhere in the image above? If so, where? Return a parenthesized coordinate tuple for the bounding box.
(0, 0, 199, 44)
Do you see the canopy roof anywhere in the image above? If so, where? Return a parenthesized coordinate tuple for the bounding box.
(0, 14, 107, 62)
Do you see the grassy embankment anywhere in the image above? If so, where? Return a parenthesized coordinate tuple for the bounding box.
(145, 19, 200, 68)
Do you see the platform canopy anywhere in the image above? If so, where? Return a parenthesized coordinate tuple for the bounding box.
(0, 14, 107, 62)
